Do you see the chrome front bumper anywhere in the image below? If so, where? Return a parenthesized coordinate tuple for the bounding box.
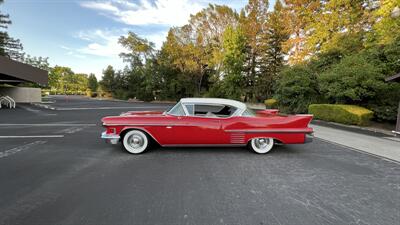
(101, 131, 120, 144)
(305, 133, 314, 143)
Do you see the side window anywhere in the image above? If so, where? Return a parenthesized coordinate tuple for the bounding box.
(242, 108, 256, 117)
(193, 104, 237, 118)
(184, 104, 194, 116)
(168, 103, 186, 116)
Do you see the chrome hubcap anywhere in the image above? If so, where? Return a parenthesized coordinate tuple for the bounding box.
(254, 138, 269, 149)
(129, 135, 144, 149)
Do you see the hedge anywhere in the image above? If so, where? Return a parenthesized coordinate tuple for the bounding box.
(308, 104, 373, 126)
(264, 99, 277, 109)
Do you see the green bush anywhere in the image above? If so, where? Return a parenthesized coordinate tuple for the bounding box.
(264, 99, 277, 108)
(309, 104, 373, 126)
(41, 90, 50, 97)
(318, 54, 386, 103)
(275, 65, 320, 113)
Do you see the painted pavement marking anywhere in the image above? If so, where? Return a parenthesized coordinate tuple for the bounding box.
(0, 141, 47, 159)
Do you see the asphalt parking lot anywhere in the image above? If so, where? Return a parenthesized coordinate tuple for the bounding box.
(0, 96, 399, 225)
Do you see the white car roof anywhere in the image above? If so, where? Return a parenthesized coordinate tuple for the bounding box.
(180, 98, 247, 110)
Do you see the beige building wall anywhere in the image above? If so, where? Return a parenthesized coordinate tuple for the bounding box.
(0, 87, 41, 103)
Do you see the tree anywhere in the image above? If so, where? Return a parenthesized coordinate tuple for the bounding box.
(258, 0, 289, 99)
(0, 0, 23, 60)
(221, 26, 247, 100)
(282, 0, 319, 64)
(87, 74, 98, 92)
(118, 32, 158, 100)
(50, 66, 74, 92)
(88, 73, 99, 92)
(275, 65, 320, 113)
(372, 0, 400, 44)
(306, 0, 370, 55)
(100, 66, 116, 94)
(22, 55, 50, 71)
(119, 31, 155, 65)
(188, 4, 238, 76)
(241, 0, 269, 101)
(318, 54, 385, 103)
(159, 27, 207, 96)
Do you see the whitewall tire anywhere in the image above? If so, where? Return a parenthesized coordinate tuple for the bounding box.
(122, 130, 149, 154)
(250, 138, 274, 154)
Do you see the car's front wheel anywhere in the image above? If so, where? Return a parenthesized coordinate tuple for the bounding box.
(122, 130, 149, 154)
(249, 138, 274, 154)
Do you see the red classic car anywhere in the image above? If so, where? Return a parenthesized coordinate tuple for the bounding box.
(101, 98, 313, 154)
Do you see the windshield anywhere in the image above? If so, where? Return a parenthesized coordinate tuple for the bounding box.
(166, 102, 186, 116)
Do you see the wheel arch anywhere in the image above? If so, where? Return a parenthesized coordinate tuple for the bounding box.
(246, 136, 283, 145)
(120, 127, 161, 145)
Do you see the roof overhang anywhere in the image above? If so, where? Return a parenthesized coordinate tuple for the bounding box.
(385, 73, 400, 82)
(0, 56, 48, 86)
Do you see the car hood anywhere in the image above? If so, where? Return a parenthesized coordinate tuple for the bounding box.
(101, 111, 168, 126)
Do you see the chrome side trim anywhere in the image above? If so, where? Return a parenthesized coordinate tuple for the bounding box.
(162, 144, 246, 147)
(225, 129, 313, 133)
(120, 127, 162, 146)
(103, 123, 195, 127)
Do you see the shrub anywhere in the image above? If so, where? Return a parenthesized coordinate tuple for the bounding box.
(318, 54, 385, 103)
(41, 90, 50, 97)
(309, 104, 373, 126)
(264, 99, 277, 108)
(275, 65, 320, 114)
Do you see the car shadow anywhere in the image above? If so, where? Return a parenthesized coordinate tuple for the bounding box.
(139, 144, 302, 156)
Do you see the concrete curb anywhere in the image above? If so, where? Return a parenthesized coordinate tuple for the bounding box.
(30, 102, 57, 110)
(311, 119, 397, 138)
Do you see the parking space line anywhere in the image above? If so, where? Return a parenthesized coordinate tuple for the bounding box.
(0, 141, 46, 159)
(0, 135, 64, 138)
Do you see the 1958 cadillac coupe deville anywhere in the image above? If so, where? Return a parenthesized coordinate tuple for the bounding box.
(101, 98, 313, 154)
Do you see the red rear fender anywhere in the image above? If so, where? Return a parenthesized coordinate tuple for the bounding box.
(256, 109, 279, 116)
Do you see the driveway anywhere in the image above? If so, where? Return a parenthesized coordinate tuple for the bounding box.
(0, 96, 398, 225)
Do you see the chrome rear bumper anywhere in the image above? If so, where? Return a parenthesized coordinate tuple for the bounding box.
(101, 131, 120, 144)
(305, 133, 314, 143)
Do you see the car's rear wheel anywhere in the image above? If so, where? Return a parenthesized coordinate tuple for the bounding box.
(250, 137, 274, 154)
(122, 130, 149, 154)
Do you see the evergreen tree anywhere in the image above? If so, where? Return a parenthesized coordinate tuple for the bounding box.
(0, 0, 23, 60)
(87, 74, 98, 92)
(258, 0, 289, 99)
(100, 66, 116, 94)
(240, 0, 270, 101)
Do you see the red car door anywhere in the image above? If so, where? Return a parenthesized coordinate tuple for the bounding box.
(160, 116, 223, 145)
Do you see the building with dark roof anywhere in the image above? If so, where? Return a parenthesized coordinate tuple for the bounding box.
(0, 56, 48, 103)
(0, 56, 48, 86)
